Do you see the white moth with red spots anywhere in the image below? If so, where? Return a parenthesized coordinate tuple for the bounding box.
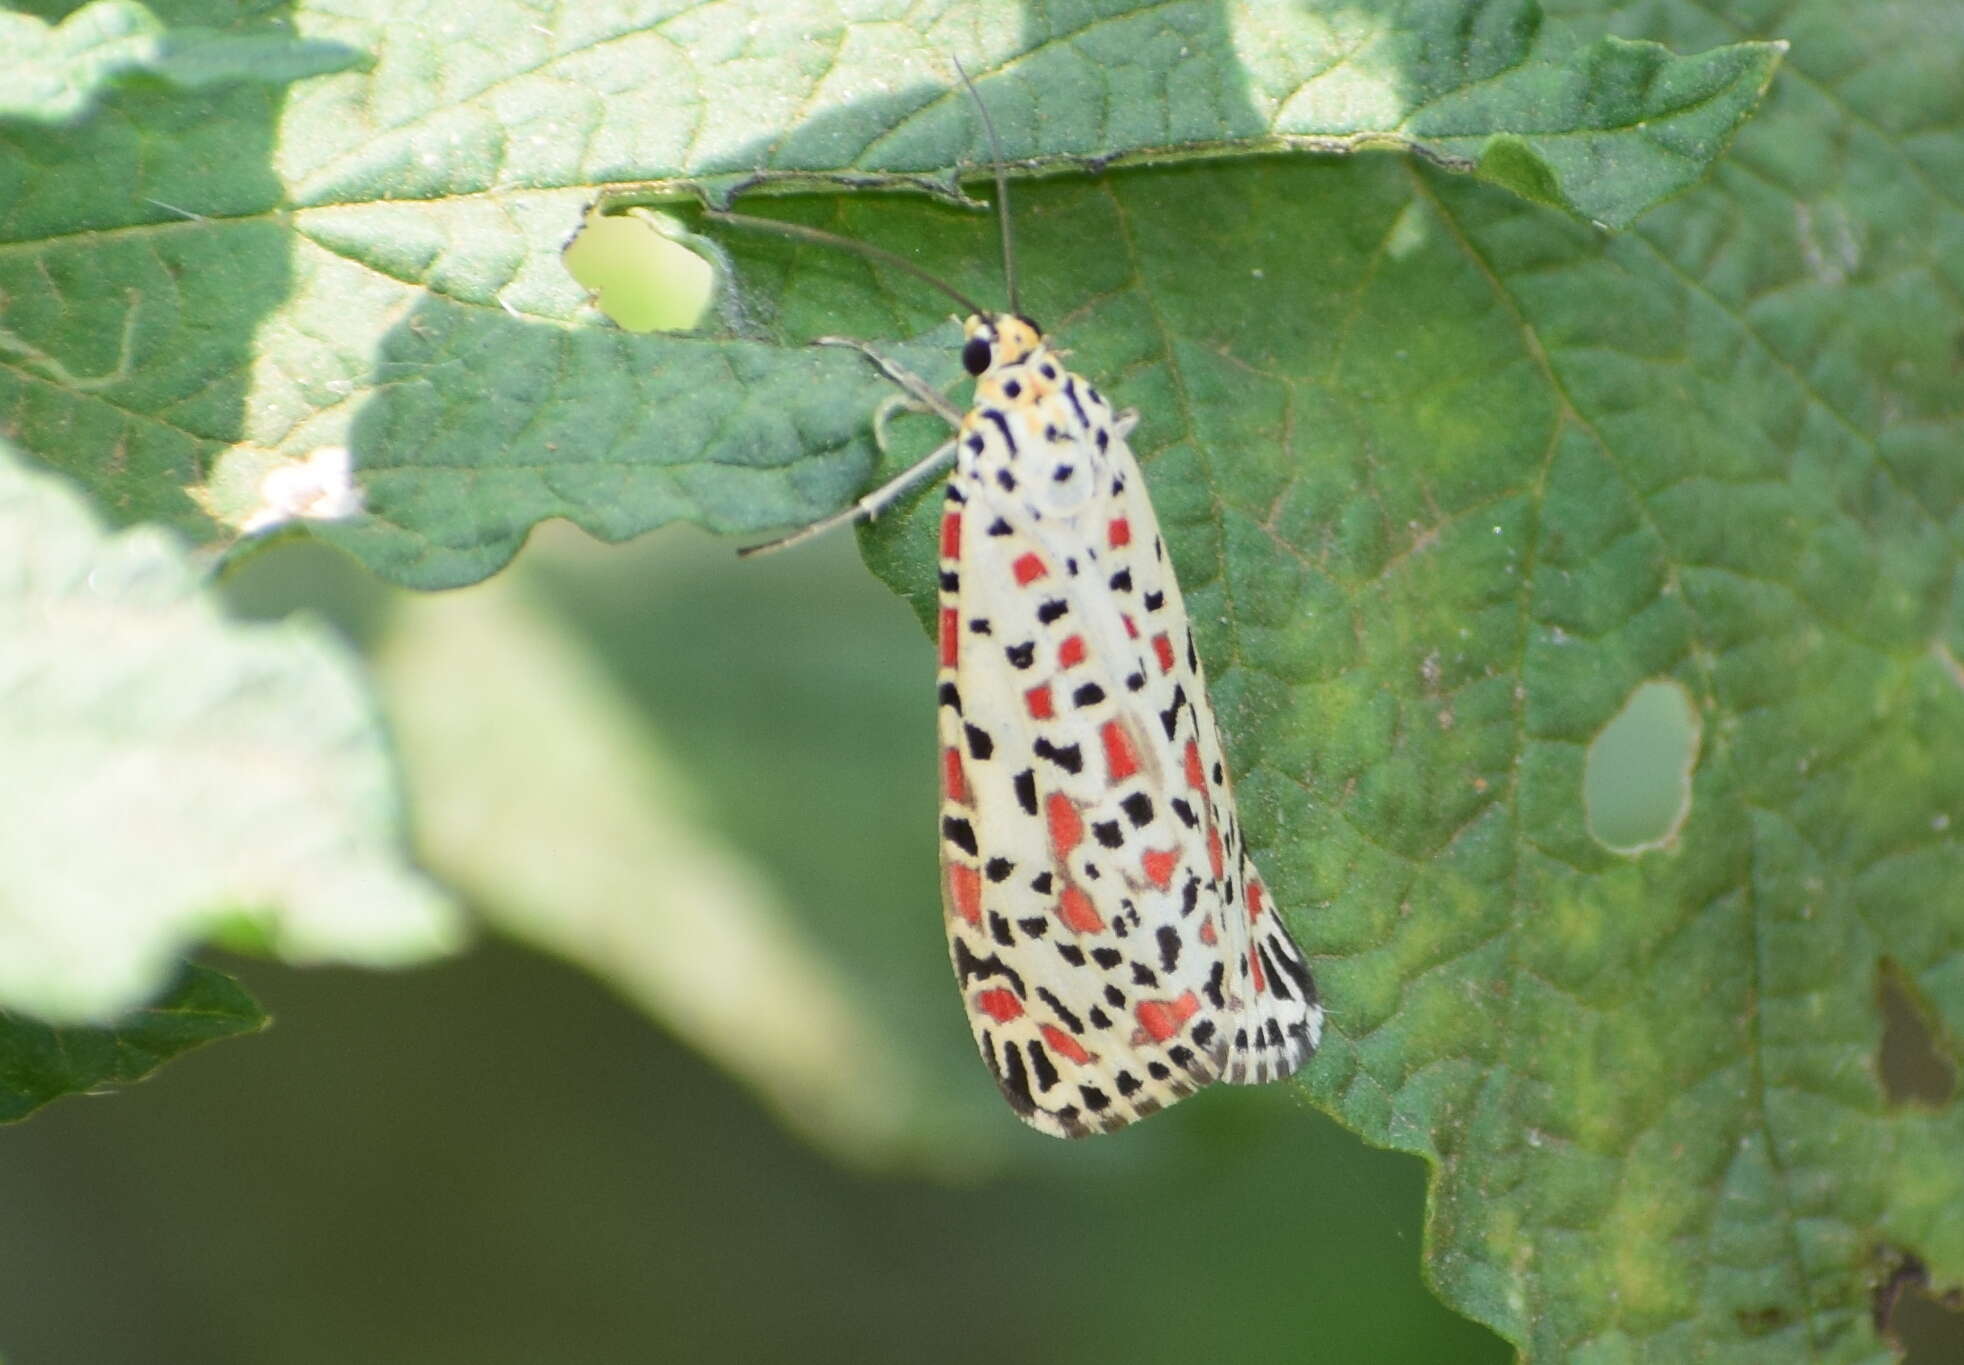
(718, 71, 1320, 1137)
(929, 314, 1320, 1135)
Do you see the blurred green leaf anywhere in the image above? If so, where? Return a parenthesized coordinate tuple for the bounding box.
(0, 964, 265, 1123)
(0, 0, 1774, 588)
(0, 441, 462, 1024)
(372, 534, 925, 1168)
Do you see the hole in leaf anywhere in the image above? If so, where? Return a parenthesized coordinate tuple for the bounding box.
(1875, 1251, 1964, 1362)
(563, 208, 714, 332)
(1876, 960, 1958, 1107)
(1583, 679, 1700, 854)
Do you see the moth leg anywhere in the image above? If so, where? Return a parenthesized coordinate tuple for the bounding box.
(815, 335, 966, 429)
(738, 435, 958, 558)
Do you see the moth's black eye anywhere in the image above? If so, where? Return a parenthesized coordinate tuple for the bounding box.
(961, 336, 993, 376)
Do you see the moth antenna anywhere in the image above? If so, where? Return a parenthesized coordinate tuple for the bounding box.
(702, 209, 989, 318)
(951, 56, 1018, 316)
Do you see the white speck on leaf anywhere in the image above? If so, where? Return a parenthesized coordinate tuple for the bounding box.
(241, 447, 363, 534)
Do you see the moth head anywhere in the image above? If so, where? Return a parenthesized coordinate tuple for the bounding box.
(961, 313, 1045, 377)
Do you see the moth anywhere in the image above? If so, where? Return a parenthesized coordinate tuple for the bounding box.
(713, 67, 1320, 1136)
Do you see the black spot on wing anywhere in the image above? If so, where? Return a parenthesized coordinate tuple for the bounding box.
(1028, 1040, 1061, 1092)
(1013, 769, 1038, 815)
(1062, 376, 1089, 426)
(942, 816, 978, 857)
(1269, 935, 1317, 1003)
(1037, 987, 1084, 1033)
(999, 1040, 1035, 1112)
(953, 938, 1025, 996)
(1257, 943, 1289, 1000)
(983, 408, 1017, 452)
(1033, 738, 1083, 774)
(1159, 684, 1187, 741)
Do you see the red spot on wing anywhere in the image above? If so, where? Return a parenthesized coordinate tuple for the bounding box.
(1152, 632, 1176, 674)
(1249, 947, 1267, 995)
(1024, 684, 1054, 719)
(1059, 884, 1105, 933)
(976, 988, 1023, 1023)
(939, 607, 958, 667)
(940, 511, 962, 559)
(1122, 614, 1139, 639)
(1135, 990, 1200, 1043)
(1247, 877, 1265, 925)
(1040, 1024, 1091, 1065)
(1012, 551, 1048, 585)
(1199, 917, 1218, 946)
(1207, 824, 1224, 880)
(1059, 635, 1087, 668)
(1100, 720, 1139, 783)
(942, 746, 967, 802)
(1141, 848, 1178, 889)
(1046, 792, 1083, 859)
(1108, 518, 1131, 548)
(947, 863, 982, 926)
(1183, 740, 1205, 790)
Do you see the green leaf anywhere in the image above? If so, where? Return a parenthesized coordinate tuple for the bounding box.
(0, 0, 360, 124)
(0, 440, 463, 1024)
(0, 963, 266, 1123)
(838, 7, 1957, 1362)
(0, 0, 1776, 589)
